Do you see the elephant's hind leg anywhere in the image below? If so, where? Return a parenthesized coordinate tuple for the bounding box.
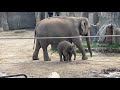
(42, 45, 51, 61)
(33, 40, 41, 60)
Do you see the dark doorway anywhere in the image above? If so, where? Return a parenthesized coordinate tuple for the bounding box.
(7, 12, 36, 30)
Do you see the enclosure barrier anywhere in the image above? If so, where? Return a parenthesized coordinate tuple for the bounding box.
(0, 35, 120, 78)
(0, 35, 120, 39)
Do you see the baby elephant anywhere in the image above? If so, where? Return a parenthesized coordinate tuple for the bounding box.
(57, 40, 76, 62)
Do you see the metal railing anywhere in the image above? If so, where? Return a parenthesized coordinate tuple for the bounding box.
(0, 35, 119, 39)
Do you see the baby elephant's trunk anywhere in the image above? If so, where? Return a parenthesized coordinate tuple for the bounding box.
(73, 52, 76, 60)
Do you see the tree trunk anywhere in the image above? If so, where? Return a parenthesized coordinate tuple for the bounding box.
(35, 12, 40, 25)
(93, 12, 99, 25)
(82, 12, 89, 18)
(69, 12, 75, 16)
(35, 12, 45, 25)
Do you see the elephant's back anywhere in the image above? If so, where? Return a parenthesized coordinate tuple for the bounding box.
(35, 18, 74, 37)
(39, 17, 70, 27)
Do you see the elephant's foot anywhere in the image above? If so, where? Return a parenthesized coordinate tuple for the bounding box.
(32, 54, 39, 60)
(82, 56, 88, 60)
(60, 59, 64, 62)
(64, 60, 71, 63)
(33, 57, 39, 60)
(44, 58, 51, 61)
(90, 53, 92, 57)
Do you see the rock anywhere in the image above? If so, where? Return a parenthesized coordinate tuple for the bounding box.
(99, 72, 120, 78)
(0, 72, 7, 76)
(47, 72, 60, 78)
(98, 68, 120, 78)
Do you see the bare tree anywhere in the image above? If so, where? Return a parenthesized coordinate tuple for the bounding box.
(35, 12, 45, 25)
(95, 12, 120, 44)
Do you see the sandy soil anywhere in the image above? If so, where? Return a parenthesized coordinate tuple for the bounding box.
(0, 29, 120, 78)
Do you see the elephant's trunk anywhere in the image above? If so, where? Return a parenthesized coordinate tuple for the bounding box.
(73, 52, 76, 60)
(86, 32, 92, 57)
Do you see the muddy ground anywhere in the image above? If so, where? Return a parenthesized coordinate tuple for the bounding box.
(0, 29, 120, 78)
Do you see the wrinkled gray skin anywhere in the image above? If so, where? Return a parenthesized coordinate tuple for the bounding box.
(57, 40, 76, 62)
(33, 16, 92, 61)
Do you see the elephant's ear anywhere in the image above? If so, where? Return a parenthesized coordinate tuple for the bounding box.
(81, 20, 86, 33)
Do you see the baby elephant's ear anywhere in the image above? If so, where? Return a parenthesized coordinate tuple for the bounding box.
(72, 45, 77, 50)
(72, 44, 76, 48)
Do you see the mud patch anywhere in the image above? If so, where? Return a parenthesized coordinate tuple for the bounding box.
(95, 68, 120, 78)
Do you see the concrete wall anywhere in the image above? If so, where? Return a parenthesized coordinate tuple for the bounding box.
(0, 12, 36, 30)
(7, 12, 36, 30)
(0, 12, 95, 31)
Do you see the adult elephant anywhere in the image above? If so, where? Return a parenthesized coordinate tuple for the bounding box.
(32, 16, 92, 61)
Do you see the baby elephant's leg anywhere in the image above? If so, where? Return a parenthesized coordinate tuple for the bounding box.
(58, 52, 63, 62)
(63, 52, 69, 61)
(69, 53, 72, 61)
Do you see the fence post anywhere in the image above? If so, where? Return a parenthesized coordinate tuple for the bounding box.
(112, 26, 115, 44)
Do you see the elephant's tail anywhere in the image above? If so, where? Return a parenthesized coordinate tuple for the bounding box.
(33, 29, 36, 50)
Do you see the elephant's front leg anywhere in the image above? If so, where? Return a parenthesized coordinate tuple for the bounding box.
(72, 38, 88, 60)
(32, 40, 41, 60)
(42, 46, 51, 61)
(63, 51, 69, 61)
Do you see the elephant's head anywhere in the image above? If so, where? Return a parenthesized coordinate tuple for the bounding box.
(77, 17, 92, 57)
(78, 17, 91, 36)
(69, 45, 76, 60)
